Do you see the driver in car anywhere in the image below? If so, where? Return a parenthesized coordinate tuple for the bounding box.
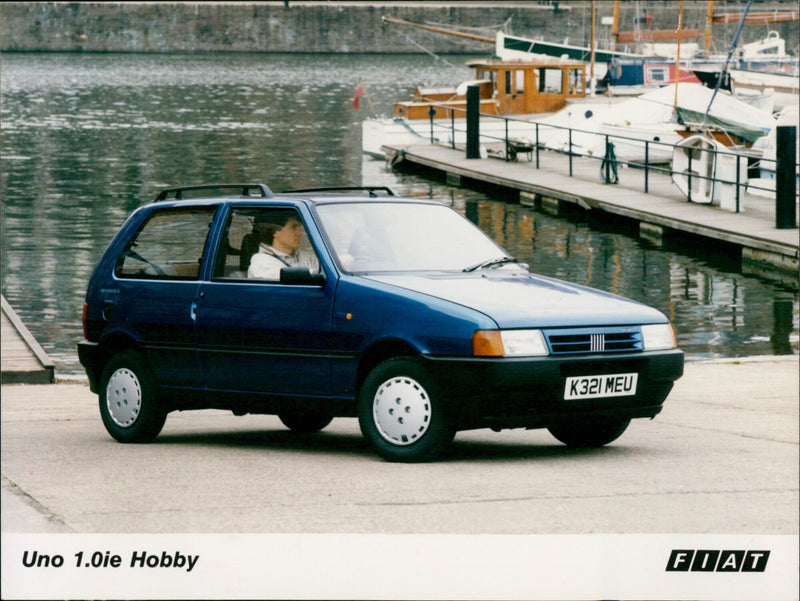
(247, 211, 320, 280)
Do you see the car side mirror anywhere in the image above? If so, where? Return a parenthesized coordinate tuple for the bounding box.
(280, 266, 326, 286)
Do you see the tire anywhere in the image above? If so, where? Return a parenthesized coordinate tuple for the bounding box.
(99, 349, 167, 443)
(278, 406, 334, 433)
(358, 357, 455, 462)
(547, 417, 630, 448)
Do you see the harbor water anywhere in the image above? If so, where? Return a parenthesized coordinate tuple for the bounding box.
(1, 52, 797, 376)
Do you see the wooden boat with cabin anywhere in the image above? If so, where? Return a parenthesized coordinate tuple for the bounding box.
(392, 57, 588, 121)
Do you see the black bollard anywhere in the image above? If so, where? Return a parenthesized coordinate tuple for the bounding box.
(775, 125, 797, 229)
(466, 85, 480, 159)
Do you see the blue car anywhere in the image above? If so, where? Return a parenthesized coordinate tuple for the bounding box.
(79, 184, 683, 462)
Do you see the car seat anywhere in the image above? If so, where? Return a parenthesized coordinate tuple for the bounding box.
(239, 232, 261, 271)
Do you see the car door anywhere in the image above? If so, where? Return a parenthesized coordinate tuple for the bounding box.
(194, 206, 334, 396)
(113, 206, 217, 388)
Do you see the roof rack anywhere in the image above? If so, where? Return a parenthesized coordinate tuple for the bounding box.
(154, 183, 273, 202)
(283, 186, 397, 198)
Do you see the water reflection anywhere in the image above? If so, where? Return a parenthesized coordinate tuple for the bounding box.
(1, 52, 797, 374)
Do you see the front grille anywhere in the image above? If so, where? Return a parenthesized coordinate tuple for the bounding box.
(544, 327, 642, 355)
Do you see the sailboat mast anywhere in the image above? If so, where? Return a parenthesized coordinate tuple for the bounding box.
(380, 16, 495, 44)
(674, 0, 684, 109)
(705, 0, 715, 55)
(702, 0, 753, 126)
(590, 0, 596, 95)
(611, 0, 619, 52)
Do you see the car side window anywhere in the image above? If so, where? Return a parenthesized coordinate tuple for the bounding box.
(213, 207, 320, 281)
(115, 207, 216, 280)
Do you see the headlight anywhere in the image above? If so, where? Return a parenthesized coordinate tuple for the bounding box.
(473, 329, 549, 357)
(641, 323, 677, 350)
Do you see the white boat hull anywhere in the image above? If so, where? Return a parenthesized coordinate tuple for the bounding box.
(362, 117, 542, 159)
(729, 69, 800, 112)
(671, 134, 749, 210)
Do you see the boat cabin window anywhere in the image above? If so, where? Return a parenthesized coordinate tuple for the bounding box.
(568, 68, 584, 94)
(504, 70, 525, 95)
(473, 68, 496, 93)
(538, 68, 564, 94)
(647, 67, 669, 83)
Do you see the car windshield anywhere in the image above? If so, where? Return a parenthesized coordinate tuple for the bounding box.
(316, 201, 509, 272)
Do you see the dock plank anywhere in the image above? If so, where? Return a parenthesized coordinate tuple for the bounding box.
(1, 295, 55, 384)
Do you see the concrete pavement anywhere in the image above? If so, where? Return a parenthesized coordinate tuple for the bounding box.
(2, 356, 797, 535)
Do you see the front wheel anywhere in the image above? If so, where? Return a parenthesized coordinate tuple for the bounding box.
(99, 349, 167, 443)
(358, 357, 454, 462)
(547, 417, 630, 448)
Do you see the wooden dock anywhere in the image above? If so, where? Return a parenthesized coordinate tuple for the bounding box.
(385, 143, 799, 282)
(1, 295, 55, 384)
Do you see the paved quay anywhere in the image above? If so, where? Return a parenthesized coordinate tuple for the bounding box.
(1, 355, 797, 534)
(385, 143, 799, 281)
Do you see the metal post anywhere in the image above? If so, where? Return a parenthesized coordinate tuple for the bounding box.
(535, 123, 540, 169)
(466, 85, 480, 159)
(776, 125, 797, 228)
(687, 151, 693, 203)
(505, 119, 510, 162)
(568, 128, 573, 176)
(428, 106, 436, 144)
(451, 111, 456, 149)
(644, 141, 649, 194)
(735, 154, 741, 213)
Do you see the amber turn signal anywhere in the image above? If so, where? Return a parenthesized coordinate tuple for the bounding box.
(472, 330, 505, 357)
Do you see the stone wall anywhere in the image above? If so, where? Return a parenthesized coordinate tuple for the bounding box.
(1, 1, 796, 55)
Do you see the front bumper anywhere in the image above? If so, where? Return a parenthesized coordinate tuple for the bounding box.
(423, 348, 684, 430)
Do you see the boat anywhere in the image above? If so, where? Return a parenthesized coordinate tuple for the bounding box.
(362, 56, 588, 158)
(587, 28, 798, 97)
(383, 4, 798, 95)
(602, 56, 701, 95)
(366, 4, 785, 161)
(692, 30, 799, 111)
(529, 96, 682, 163)
(727, 68, 799, 112)
(671, 134, 748, 209)
(669, 84, 777, 145)
(531, 83, 775, 164)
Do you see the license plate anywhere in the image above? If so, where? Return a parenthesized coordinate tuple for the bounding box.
(564, 373, 638, 400)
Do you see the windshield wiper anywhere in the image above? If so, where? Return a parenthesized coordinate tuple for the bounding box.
(463, 257, 518, 272)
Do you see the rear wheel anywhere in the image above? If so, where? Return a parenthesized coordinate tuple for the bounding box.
(358, 357, 454, 462)
(547, 417, 630, 448)
(99, 350, 166, 443)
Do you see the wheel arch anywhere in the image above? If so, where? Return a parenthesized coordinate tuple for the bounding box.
(355, 338, 420, 396)
(91, 332, 148, 386)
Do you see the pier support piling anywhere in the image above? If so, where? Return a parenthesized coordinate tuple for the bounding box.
(466, 85, 480, 160)
(776, 125, 797, 229)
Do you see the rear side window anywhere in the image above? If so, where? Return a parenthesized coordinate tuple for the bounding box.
(115, 207, 216, 279)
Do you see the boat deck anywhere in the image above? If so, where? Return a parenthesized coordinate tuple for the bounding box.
(1, 295, 55, 384)
(384, 143, 799, 282)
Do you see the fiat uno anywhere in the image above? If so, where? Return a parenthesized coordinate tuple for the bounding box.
(79, 183, 683, 462)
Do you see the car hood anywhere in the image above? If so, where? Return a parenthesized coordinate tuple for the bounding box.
(365, 270, 667, 329)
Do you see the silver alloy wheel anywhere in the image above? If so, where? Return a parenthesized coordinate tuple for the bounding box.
(105, 367, 142, 428)
(372, 375, 431, 445)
